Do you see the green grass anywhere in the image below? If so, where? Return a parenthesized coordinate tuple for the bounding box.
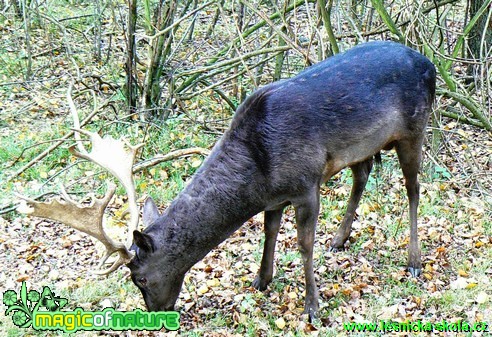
(484, 219, 492, 236)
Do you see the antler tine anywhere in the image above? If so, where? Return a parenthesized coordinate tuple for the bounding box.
(69, 129, 144, 247)
(17, 183, 134, 275)
(93, 254, 130, 275)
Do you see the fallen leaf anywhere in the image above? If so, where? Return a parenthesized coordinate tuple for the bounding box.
(190, 158, 202, 168)
(16, 275, 30, 282)
(476, 291, 488, 304)
(197, 285, 209, 294)
(206, 278, 220, 287)
(450, 277, 469, 289)
(275, 317, 286, 329)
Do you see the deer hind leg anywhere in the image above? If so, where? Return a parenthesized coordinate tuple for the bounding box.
(330, 159, 373, 251)
(252, 209, 283, 290)
(396, 139, 423, 277)
(295, 189, 320, 322)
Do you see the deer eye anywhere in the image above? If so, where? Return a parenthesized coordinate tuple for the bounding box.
(138, 277, 147, 287)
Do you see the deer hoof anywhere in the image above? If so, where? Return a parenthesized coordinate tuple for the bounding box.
(303, 307, 318, 323)
(408, 267, 422, 278)
(251, 276, 270, 291)
(328, 245, 343, 253)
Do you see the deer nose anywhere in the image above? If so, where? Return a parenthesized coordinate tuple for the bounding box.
(146, 300, 175, 312)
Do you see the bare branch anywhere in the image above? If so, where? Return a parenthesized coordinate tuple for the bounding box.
(239, 0, 315, 64)
(133, 147, 211, 173)
(10, 96, 111, 180)
(140, 0, 216, 41)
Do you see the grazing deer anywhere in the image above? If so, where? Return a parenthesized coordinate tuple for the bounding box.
(19, 41, 435, 321)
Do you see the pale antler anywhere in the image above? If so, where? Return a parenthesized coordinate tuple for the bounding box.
(16, 83, 144, 274)
(17, 183, 132, 274)
(68, 129, 143, 246)
(67, 81, 143, 246)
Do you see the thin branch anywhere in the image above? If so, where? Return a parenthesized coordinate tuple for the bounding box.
(180, 52, 280, 101)
(370, 0, 404, 42)
(59, 14, 95, 22)
(133, 148, 211, 173)
(178, 45, 291, 77)
(317, 0, 339, 54)
(337, 0, 459, 39)
(10, 96, 115, 180)
(437, 89, 492, 131)
(6, 138, 68, 169)
(140, 1, 216, 41)
(175, 0, 315, 94)
(240, 0, 315, 64)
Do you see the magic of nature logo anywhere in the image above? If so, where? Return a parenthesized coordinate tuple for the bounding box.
(3, 282, 179, 332)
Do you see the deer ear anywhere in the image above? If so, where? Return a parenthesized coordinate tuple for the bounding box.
(133, 230, 155, 253)
(142, 197, 160, 226)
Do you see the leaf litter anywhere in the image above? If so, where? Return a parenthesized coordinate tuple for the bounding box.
(1, 171, 491, 336)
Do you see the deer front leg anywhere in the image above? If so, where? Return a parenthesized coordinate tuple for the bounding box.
(295, 191, 320, 322)
(330, 159, 372, 251)
(252, 209, 283, 290)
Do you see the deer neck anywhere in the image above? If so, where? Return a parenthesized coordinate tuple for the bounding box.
(153, 138, 266, 271)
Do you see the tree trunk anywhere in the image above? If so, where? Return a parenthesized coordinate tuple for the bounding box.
(141, 0, 177, 119)
(467, 0, 492, 78)
(125, 0, 138, 113)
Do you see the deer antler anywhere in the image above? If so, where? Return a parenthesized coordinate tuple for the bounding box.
(16, 82, 143, 274)
(68, 129, 143, 246)
(17, 183, 132, 274)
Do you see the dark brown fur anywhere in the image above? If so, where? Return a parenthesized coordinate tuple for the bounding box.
(128, 41, 436, 320)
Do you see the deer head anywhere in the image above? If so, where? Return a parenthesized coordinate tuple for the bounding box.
(126, 197, 186, 311)
(17, 84, 210, 309)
